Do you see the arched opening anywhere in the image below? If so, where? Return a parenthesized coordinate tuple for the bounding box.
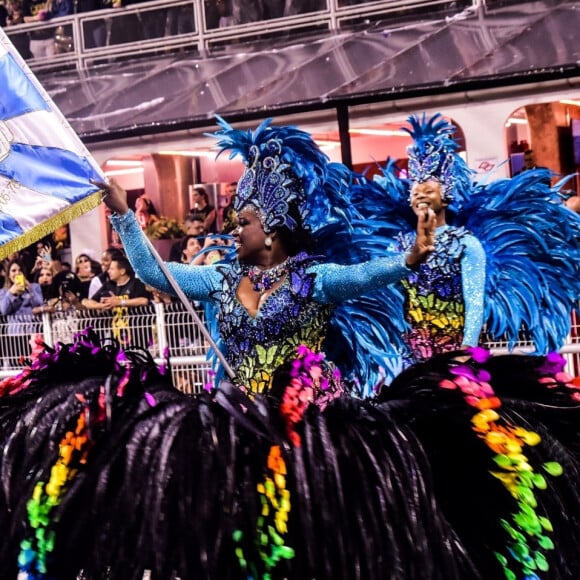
(504, 100, 580, 191)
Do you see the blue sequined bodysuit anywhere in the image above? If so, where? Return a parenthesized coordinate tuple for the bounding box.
(398, 224, 486, 364)
(211, 253, 331, 391)
(111, 211, 413, 392)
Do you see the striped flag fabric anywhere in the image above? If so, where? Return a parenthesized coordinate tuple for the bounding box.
(0, 28, 104, 261)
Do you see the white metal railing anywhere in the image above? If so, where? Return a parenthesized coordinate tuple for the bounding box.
(0, 303, 213, 394)
(3, 0, 481, 73)
(2, 301, 580, 393)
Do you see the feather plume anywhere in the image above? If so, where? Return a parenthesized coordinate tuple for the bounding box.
(461, 169, 580, 352)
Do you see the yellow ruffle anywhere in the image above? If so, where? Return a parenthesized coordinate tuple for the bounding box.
(0, 190, 103, 261)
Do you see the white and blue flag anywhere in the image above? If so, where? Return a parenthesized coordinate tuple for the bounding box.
(0, 28, 104, 260)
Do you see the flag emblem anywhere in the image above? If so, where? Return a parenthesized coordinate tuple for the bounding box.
(0, 29, 104, 260)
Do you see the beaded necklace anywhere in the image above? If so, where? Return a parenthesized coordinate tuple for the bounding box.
(246, 258, 290, 294)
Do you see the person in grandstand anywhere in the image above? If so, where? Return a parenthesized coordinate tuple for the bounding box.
(82, 256, 151, 312)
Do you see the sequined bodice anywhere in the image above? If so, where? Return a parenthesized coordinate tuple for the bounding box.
(212, 252, 332, 392)
(399, 226, 468, 362)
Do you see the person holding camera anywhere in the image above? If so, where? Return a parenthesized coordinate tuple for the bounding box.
(0, 259, 43, 368)
(26, 239, 54, 283)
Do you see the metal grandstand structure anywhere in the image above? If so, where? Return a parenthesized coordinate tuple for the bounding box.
(5, 0, 481, 73)
(4, 0, 576, 146)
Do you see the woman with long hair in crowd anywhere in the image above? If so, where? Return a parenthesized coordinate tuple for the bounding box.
(0, 258, 43, 367)
(134, 193, 160, 230)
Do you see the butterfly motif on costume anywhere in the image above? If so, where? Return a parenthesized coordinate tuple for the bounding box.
(398, 227, 468, 364)
(208, 254, 329, 393)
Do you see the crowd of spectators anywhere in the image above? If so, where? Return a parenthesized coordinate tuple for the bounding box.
(0, 181, 237, 368)
(1, 0, 76, 58)
(204, 0, 328, 29)
(0, 0, 337, 61)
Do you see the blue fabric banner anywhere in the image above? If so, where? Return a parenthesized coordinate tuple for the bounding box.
(0, 28, 104, 260)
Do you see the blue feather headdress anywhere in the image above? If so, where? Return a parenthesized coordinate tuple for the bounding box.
(404, 113, 474, 215)
(210, 116, 329, 233)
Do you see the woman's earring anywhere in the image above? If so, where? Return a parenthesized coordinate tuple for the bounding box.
(265, 236, 272, 247)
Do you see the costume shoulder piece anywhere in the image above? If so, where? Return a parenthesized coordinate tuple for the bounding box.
(459, 171, 580, 352)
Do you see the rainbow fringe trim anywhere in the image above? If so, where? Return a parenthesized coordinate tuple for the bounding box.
(234, 345, 340, 578)
(18, 397, 94, 579)
(440, 348, 562, 580)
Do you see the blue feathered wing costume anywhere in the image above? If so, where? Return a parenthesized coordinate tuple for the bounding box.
(363, 113, 580, 366)
(463, 170, 580, 353)
(207, 116, 414, 396)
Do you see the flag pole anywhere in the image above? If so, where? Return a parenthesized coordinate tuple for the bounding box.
(142, 234, 235, 380)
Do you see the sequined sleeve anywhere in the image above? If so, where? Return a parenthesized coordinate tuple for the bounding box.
(109, 210, 222, 300)
(309, 254, 411, 303)
(461, 234, 486, 346)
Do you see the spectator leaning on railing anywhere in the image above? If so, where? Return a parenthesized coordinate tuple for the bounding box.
(22, 0, 73, 59)
(81, 256, 151, 347)
(82, 256, 151, 311)
(88, 247, 126, 299)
